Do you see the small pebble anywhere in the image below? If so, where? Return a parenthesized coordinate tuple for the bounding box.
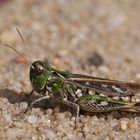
(56, 113, 65, 120)
(67, 134, 75, 140)
(45, 129, 56, 139)
(127, 120, 133, 129)
(3, 111, 11, 123)
(54, 107, 60, 113)
(19, 102, 28, 110)
(27, 115, 38, 124)
(64, 111, 72, 118)
(46, 108, 53, 115)
(120, 120, 127, 131)
(83, 126, 90, 134)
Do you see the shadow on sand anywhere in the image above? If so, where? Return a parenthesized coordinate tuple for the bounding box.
(0, 88, 139, 119)
(0, 88, 58, 109)
(0, 88, 30, 104)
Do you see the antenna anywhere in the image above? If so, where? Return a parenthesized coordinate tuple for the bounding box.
(16, 28, 32, 64)
(4, 44, 30, 65)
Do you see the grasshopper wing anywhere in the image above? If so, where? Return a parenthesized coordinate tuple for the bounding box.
(66, 74, 140, 97)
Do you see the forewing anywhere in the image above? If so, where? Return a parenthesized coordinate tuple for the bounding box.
(66, 74, 140, 97)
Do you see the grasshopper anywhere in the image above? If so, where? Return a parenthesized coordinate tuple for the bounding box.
(28, 60, 140, 127)
(4, 29, 140, 128)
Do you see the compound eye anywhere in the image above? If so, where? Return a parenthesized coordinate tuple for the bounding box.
(36, 64, 45, 72)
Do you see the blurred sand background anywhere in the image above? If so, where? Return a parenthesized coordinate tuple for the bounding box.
(0, 0, 140, 139)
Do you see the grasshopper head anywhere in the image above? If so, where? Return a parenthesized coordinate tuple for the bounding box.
(30, 60, 52, 93)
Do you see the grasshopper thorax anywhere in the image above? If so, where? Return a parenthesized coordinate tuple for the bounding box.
(30, 60, 53, 93)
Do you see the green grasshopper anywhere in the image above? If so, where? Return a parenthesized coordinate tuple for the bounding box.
(28, 60, 140, 127)
(4, 29, 140, 128)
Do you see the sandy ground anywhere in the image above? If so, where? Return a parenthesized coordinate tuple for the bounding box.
(0, 0, 140, 139)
